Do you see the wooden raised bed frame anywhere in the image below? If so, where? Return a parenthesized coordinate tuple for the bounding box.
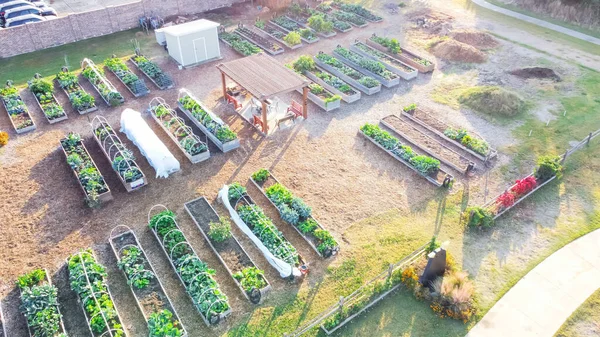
(81, 58, 124, 106)
(332, 48, 400, 88)
(235, 25, 284, 55)
(329, 9, 368, 28)
(1, 93, 36, 134)
(184, 196, 272, 304)
(148, 205, 232, 326)
(381, 115, 472, 174)
(251, 172, 340, 258)
(285, 15, 337, 38)
(55, 76, 98, 115)
(149, 98, 210, 164)
(60, 136, 113, 204)
(0, 301, 6, 337)
(269, 17, 320, 44)
(366, 37, 435, 73)
(91, 116, 148, 192)
(303, 67, 361, 103)
(359, 129, 453, 187)
(130, 55, 175, 90)
(314, 54, 381, 95)
(349, 42, 418, 81)
(254, 23, 304, 49)
(67, 250, 127, 337)
(27, 83, 68, 124)
(219, 31, 262, 57)
(109, 226, 188, 337)
(19, 269, 67, 337)
(105, 65, 150, 98)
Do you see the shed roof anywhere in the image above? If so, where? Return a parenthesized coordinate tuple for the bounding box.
(216, 53, 309, 99)
(162, 19, 220, 37)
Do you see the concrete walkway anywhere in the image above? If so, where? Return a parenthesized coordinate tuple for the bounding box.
(467, 229, 600, 337)
(471, 0, 600, 45)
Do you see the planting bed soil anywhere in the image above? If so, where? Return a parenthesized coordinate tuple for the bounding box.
(509, 67, 561, 81)
(28, 77, 68, 124)
(332, 47, 400, 88)
(255, 23, 304, 49)
(91, 116, 147, 192)
(18, 269, 67, 337)
(148, 205, 231, 326)
(219, 31, 262, 57)
(251, 171, 340, 258)
(130, 54, 174, 90)
(235, 26, 284, 55)
(81, 58, 124, 106)
(0, 88, 36, 134)
(303, 66, 361, 103)
(149, 98, 210, 164)
(184, 197, 272, 304)
(60, 133, 113, 206)
(109, 227, 188, 336)
(431, 39, 487, 63)
(55, 69, 98, 114)
(359, 128, 452, 187)
(105, 56, 150, 98)
(407, 108, 497, 161)
(178, 89, 239, 153)
(67, 250, 127, 337)
(349, 42, 417, 81)
(314, 53, 381, 95)
(366, 36, 435, 73)
(381, 114, 472, 174)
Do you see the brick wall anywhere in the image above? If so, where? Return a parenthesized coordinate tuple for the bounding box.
(0, 0, 244, 58)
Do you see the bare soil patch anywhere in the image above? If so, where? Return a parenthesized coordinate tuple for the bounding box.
(408, 8, 454, 35)
(451, 29, 499, 50)
(430, 39, 487, 63)
(509, 67, 562, 81)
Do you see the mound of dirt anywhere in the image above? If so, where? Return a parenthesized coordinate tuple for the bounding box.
(430, 39, 487, 63)
(509, 67, 562, 81)
(451, 30, 499, 50)
(458, 86, 526, 117)
(409, 8, 454, 35)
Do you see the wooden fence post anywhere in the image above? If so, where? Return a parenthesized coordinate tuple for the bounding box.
(338, 296, 344, 314)
(587, 132, 592, 146)
(388, 263, 394, 279)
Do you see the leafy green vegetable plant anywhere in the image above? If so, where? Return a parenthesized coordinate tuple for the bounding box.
(208, 218, 233, 243)
(148, 310, 184, 337)
(179, 94, 237, 143)
(252, 168, 270, 183)
(233, 267, 267, 293)
(118, 246, 155, 289)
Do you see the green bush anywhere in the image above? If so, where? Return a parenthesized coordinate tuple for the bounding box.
(465, 206, 494, 228)
(535, 155, 562, 181)
(208, 218, 233, 243)
(284, 31, 301, 46)
(410, 155, 440, 175)
(252, 168, 270, 183)
(292, 55, 315, 73)
(228, 182, 247, 202)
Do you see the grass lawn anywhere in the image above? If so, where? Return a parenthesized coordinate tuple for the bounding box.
(555, 287, 600, 337)
(485, 0, 600, 40)
(0, 29, 160, 86)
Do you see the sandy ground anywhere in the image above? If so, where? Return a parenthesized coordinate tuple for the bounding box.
(0, 1, 592, 336)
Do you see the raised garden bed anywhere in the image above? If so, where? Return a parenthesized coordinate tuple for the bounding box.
(359, 124, 453, 188)
(403, 108, 497, 162)
(55, 69, 98, 114)
(367, 35, 435, 73)
(149, 97, 210, 164)
(105, 56, 150, 98)
(270, 16, 320, 44)
(0, 84, 36, 134)
(303, 66, 361, 103)
(81, 58, 124, 106)
(235, 25, 284, 55)
(130, 54, 174, 90)
(314, 6, 354, 32)
(17, 269, 67, 337)
(332, 2, 383, 23)
(254, 22, 304, 49)
(67, 249, 127, 337)
(178, 89, 239, 153)
(330, 9, 368, 28)
(28, 75, 68, 124)
(109, 226, 187, 337)
(381, 114, 472, 174)
(251, 169, 340, 258)
(288, 13, 337, 38)
(314, 52, 381, 95)
(60, 133, 112, 206)
(299, 82, 341, 111)
(333, 46, 400, 87)
(0, 301, 5, 337)
(148, 205, 231, 326)
(219, 31, 262, 56)
(350, 42, 418, 80)
(219, 183, 309, 279)
(91, 116, 147, 192)
(184, 196, 272, 304)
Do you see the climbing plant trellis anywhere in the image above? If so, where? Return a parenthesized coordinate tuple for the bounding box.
(81, 58, 124, 106)
(91, 116, 147, 192)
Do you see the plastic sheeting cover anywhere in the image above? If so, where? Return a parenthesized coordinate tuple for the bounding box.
(120, 108, 180, 178)
(218, 185, 301, 278)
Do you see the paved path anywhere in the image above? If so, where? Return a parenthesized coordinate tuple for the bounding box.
(467, 229, 600, 337)
(471, 0, 600, 45)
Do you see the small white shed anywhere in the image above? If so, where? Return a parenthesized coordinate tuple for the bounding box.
(162, 19, 222, 67)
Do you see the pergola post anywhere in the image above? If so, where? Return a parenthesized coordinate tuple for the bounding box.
(302, 86, 308, 119)
(261, 100, 268, 134)
(221, 72, 227, 100)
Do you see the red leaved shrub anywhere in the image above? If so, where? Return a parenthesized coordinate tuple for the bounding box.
(496, 191, 515, 209)
(511, 176, 537, 197)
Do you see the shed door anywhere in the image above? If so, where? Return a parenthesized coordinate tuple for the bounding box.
(193, 37, 207, 63)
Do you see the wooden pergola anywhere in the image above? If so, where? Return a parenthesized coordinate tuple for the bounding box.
(216, 53, 310, 134)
